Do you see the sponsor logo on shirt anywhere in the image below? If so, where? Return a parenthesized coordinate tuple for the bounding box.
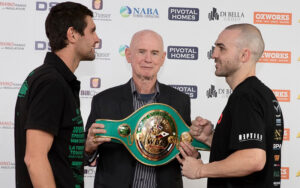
(274, 170, 281, 177)
(274, 129, 283, 141)
(283, 128, 290, 141)
(273, 181, 281, 186)
(281, 167, 289, 179)
(273, 144, 282, 150)
(272, 89, 290, 102)
(274, 154, 280, 162)
(259, 51, 291, 64)
(238, 133, 263, 142)
(254, 12, 292, 25)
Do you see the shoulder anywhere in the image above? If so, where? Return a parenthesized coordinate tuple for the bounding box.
(93, 82, 128, 101)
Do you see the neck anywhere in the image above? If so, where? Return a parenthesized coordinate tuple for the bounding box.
(226, 64, 256, 90)
(55, 49, 80, 73)
(132, 76, 157, 94)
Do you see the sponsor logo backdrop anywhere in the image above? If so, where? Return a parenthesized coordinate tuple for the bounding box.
(0, 0, 299, 187)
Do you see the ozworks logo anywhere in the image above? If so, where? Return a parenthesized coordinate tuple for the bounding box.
(254, 12, 292, 25)
(119, 45, 129, 56)
(259, 51, 291, 64)
(272, 89, 290, 102)
(167, 46, 198, 60)
(120, 6, 159, 18)
(281, 167, 289, 179)
(283, 128, 290, 141)
(168, 7, 199, 21)
(169, 85, 197, 99)
(208, 7, 245, 22)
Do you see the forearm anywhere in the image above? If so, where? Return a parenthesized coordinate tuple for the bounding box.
(199, 148, 266, 178)
(25, 156, 56, 188)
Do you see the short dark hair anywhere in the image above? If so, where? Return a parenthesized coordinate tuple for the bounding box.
(45, 2, 93, 52)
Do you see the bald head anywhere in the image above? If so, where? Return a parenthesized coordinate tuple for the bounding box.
(225, 23, 265, 62)
(129, 30, 164, 51)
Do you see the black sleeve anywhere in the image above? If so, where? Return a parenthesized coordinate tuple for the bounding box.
(25, 78, 65, 136)
(229, 93, 266, 151)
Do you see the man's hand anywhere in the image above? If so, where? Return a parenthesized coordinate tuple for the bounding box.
(190, 116, 214, 146)
(85, 123, 111, 154)
(179, 142, 200, 159)
(176, 143, 203, 179)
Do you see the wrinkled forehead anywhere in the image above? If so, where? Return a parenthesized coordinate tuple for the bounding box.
(131, 32, 164, 50)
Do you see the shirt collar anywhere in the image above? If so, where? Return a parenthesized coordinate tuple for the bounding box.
(130, 78, 160, 97)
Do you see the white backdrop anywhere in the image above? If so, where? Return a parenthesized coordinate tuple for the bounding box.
(0, 0, 299, 187)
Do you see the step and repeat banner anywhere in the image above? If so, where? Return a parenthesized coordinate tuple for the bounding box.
(0, 0, 299, 187)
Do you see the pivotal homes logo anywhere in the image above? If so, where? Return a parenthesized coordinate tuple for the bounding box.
(206, 85, 232, 98)
(169, 85, 197, 99)
(120, 6, 159, 18)
(272, 89, 290, 102)
(254, 12, 292, 25)
(168, 7, 199, 21)
(167, 46, 198, 60)
(0, 1, 26, 10)
(0, 41, 25, 50)
(208, 7, 245, 22)
(259, 51, 291, 64)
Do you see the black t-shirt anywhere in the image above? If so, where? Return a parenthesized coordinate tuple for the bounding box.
(14, 52, 85, 188)
(208, 76, 283, 188)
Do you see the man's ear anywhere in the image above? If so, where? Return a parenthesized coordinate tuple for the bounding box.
(66, 27, 77, 44)
(241, 48, 251, 63)
(125, 47, 131, 64)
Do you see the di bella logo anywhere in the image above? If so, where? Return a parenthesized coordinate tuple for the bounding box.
(206, 85, 232, 98)
(207, 46, 215, 60)
(120, 6, 159, 18)
(168, 7, 199, 21)
(35, 1, 58, 11)
(272, 89, 290, 102)
(254, 12, 292, 25)
(0, 2, 26, 11)
(0, 41, 25, 50)
(167, 46, 198, 60)
(259, 51, 291, 64)
(169, 85, 197, 99)
(208, 7, 245, 22)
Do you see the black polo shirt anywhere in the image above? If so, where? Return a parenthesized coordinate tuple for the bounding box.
(15, 52, 85, 188)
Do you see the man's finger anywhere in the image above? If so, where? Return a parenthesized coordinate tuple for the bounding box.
(176, 154, 183, 164)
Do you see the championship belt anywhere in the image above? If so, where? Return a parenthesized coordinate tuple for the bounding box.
(96, 103, 210, 166)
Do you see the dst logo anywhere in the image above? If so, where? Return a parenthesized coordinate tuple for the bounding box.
(169, 85, 197, 99)
(207, 46, 215, 59)
(259, 51, 291, 64)
(281, 167, 289, 179)
(283, 128, 290, 141)
(168, 7, 199, 21)
(92, 0, 103, 10)
(167, 46, 198, 60)
(208, 7, 244, 21)
(36, 1, 58, 11)
(254, 12, 292, 25)
(120, 6, 159, 18)
(272, 90, 290, 102)
(35, 41, 50, 51)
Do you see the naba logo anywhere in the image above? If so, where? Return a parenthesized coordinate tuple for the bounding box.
(120, 6, 131, 17)
(119, 45, 129, 56)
